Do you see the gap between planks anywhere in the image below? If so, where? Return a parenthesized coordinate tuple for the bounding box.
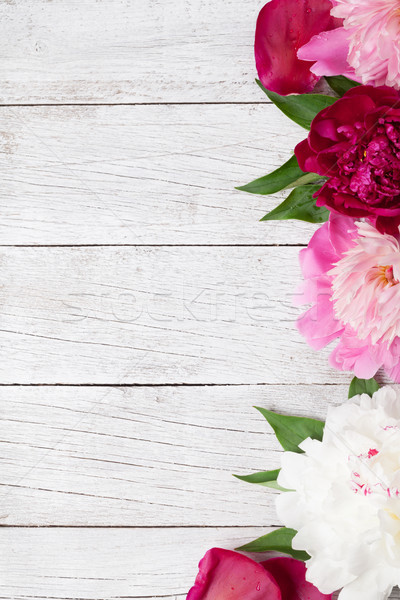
(0, 525, 281, 529)
(0, 102, 273, 108)
(0, 382, 345, 387)
(0, 244, 307, 248)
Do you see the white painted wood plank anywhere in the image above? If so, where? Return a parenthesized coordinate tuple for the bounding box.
(0, 526, 272, 599)
(0, 105, 316, 245)
(0, 246, 350, 384)
(3, 527, 400, 600)
(0, 384, 346, 526)
(0, 0, 263, 104)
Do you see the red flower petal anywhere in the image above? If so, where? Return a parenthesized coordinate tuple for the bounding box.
(261, 557, 333, 600)
(255, 0, 340, 96)
(187, 548, 282, 600)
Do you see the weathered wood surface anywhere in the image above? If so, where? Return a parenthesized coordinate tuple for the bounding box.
(0, 104, 315, 245)
(0, 246, 350, 384)
(0, 0, 263, 104)
(0, 384, 346, 526)
(0, 527, 271, 600)
(2, 526, 400, 600)
(0, 1, 370, 598)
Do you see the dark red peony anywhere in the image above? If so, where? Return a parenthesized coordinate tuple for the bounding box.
(295, 85, 400, 234)
(186, 548, 332, 600)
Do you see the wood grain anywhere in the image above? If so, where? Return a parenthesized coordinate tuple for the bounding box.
(0, 246, 350, 384)
(0, 104, 316, 245)
(0, 0, 265, 104)
(0, 526, 272, 600)
(2, 526, 399, 600)
(0, 384, 347, 526)
(0, 1, 363, 597)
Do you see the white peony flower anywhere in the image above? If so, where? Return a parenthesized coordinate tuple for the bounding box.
(277, 386, 400, 600)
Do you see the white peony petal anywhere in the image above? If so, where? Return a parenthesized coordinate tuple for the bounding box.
(338, 568, 395, 600)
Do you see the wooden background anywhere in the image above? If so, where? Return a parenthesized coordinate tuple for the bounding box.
(0, 1, 366, 598)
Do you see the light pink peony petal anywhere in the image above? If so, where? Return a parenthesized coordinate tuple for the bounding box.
(255, 0, 340, 95)
(328, 213, 358, 257)
(261, 557, 332, 600)
(387, 356, 400, 383)
(299, 221, 338, 280)
(186, 548, 282, 600)
(297, 27, 357, 79)
(329, 330, 380, 379)
(331, 0, 400, 89)
(297, 295, 344, 351)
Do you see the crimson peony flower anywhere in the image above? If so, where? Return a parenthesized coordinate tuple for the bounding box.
(187, 548, 332, 600)
(295, 85, 400, 234)
(255, 0, 341, 95)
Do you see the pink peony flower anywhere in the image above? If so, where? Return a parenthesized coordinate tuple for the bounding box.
(297, 214, 400, 381)
(255, 0, 341, 96)
(299, 0, 400, 89)
(187, 547, 331, 600)
(295, 85, 400, 235)
(332, 0, 400, 89)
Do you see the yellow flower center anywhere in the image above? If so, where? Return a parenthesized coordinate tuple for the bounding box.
(373, 265, 399, 286)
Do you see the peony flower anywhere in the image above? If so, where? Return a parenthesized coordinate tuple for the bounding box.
(300, 0, 400, 89)
(297, 27, 356, 81)
(277, 386, 400, 600)
(295, 85, 400, 235)
(255, 0, 341, 95)
(297, 215, 400, 381)
(187, 547, 331, 600)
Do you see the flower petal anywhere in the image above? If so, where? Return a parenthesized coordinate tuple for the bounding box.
(255, 0, 340, 95)
(261, 558, 332, 600)
(298, 27, 357, 79)
(329, 330, 381, 379)
(187, 548, 282, 600)
(261, 557, 333, 600)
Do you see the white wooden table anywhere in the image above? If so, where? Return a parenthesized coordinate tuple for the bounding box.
(0, 1, 355, 598)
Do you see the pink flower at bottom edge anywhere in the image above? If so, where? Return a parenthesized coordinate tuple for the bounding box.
(187, 548, 332, 600)
(297, 214, 400, 381)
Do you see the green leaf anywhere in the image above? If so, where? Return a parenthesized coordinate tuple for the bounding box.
(325, 75, 361, 97)
(234, 469, 288, 491)
(348, 377, 380, 399)
(256, 406, 324, 453)
(256, 79, 337, 130)
(236, 155, 321, 196)
(260, 184, 329, 224)
(236, 527, 310, 561)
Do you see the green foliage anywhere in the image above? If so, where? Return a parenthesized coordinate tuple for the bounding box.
(236, 155, 320, 195)
(234, 469, 288, 491)
(260, 184, 329, 224)
(256, 407, 325, 453)
(237, 527, 310, 561)
(325, 75, 361, 96)
(257, 79, 337, 130)
(348, 377, 380, 399)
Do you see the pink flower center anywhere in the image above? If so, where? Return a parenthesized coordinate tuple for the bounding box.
(369, 264, 400, 287)
(329, 222, 400, 345)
